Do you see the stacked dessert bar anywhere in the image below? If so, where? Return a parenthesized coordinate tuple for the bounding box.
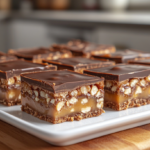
(8, 47, 72, 63)
(1, 39, 150, 124)
(52, 39, 116, 58)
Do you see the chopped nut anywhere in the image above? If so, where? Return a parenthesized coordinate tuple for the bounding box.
(81, 86, 88, 95)
(106, 81, 112, 88)
(97, 98, 104, 103)
(96, 90, 101, 97)
(124, 87, 131, 95)
(45, 98, 50, 104)
(91, 85, 98, 96)
(146, 75, 150, 82)
(7, 77, 15, 85)
(111, 86, 117, 92)
(135, 86, 142, 94)
(70, 90, 78, 97)
(81, 107, 91, 113)
(51, 99, 55, 104)
(40, 91, 46, 98)
(60, 91, 68, 98)
(56, 101, 65, 111)
(18, 94, 21, 100)
(35, 97, 39, 101)
(97, 102, 103, 108)
(130, 79, 138, 87)
(69, 97, 78, 104)
(86, 85, 91, 92)
(34, 90, 39, 97)
(81, 98, 88, 104)
(120, 87, 125, 92)
(140, 79, 146, 87)
(28, 90, 32, 95)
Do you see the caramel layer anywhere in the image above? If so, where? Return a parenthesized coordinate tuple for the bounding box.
(0, 88, 21, 102)
(22, 95, 102, 119)
(105, 86, 150, 105)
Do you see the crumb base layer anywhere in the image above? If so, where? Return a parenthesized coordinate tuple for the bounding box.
(104, 98, 150, 111)
(21, 105, 105, 124)
(0, 100, 21, 106)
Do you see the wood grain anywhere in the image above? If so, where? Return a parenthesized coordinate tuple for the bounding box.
(0, 120, 150, 150)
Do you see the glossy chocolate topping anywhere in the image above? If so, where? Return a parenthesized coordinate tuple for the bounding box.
(129, 58, 150, 65)
(67, 40, 114, 53)
(0, 60, 56, 79)
(93, 50, 139, 63)
(21, 70, 103, 93)
(44, 57, 112, 66)
(9, 47, 50, 59)
(0, 55, 17, 63)
(84, 64, 150, 81)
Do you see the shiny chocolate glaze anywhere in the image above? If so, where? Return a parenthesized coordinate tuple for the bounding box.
(92, 50, 139, 63)
(129, 58, 150, 65)
(0, 60, 56, 79)
(52, 40, 115, 56)
(43, 57, 114, 70)
(84, 64, 150, 81)
(9, 47, 51, 60)
(0, 55, 18, 63)
(21, 70, 103, 93)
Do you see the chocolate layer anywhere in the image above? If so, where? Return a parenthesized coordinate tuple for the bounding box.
(129, 58, 150, 65)
(52, 40, 115, 57)
(21, 70, 103, 93)
(43, 57, 115, 70)
(8, 47, 50, 60)
(126, 49, 150, 58)
(84, 64, 150, 81)
(92, 50, 139, 63)
(0, 55, 18, 63)
(0, 60, 56, 79)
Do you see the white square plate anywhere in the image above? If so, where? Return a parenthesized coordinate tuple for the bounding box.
(0, 104, 150, 146)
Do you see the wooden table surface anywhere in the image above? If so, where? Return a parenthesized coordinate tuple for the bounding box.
(1, 120, 150, 150)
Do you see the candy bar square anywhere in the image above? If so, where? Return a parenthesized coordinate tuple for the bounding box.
(92, 50, 140, 63)
(0, 51, 17, 63)
(84, 64, 150, 110)
(21, 70, 104, 124)
(43, 57, 115, 73)
(52, 39, 116, 58)
(8, 47, 72, 63)
(0, 60, 56, 106)
(129, 58, 150, 65)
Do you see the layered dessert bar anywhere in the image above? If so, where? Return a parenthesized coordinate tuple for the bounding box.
(0, 60, 56, 106)
(129, 58, 150, 65)
(8, 47, 72, 63)
(43, 57, 115, 73)
(0, 51, 17, 63)
(21, 70, 104, 124)
(52, 39, 116, 58)
(126, 49, 150, 58)
(84, 64, 150, 110)
(0, 55, 17, 63)
(92, 51, 140, 63)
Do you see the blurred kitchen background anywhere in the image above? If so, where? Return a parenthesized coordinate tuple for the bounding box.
(0, 0, 150, 52)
